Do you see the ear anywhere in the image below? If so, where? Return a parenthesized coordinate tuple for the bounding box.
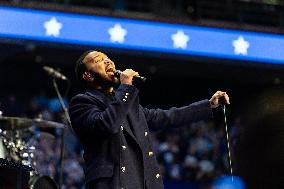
(82, 71, 93, 82)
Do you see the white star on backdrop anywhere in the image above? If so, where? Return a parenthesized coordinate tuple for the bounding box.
(43, 17, 63, 37)
(171, 30, 190, 49)
(232, 36, 250, 55)
(108, 24, 127, 43)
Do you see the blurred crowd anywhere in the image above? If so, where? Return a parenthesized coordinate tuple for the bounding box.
(0, 93, 240, 188)
(1, 0, 283, 27)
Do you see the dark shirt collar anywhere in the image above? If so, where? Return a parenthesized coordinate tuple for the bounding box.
(86, 87, 115, 101)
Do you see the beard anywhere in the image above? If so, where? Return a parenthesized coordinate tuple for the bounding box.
(91, 71, 120, 88)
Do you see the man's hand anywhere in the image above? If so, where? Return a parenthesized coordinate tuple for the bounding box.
(120, 69, 139, 85)
(209, 91, 230, 108)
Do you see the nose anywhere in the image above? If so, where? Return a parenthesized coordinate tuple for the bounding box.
(104, 59, 114, 66)
(104, 58, 110, 64)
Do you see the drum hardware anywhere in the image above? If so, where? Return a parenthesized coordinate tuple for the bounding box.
(0, 158, 34, 189)
(0, 158, 58, 189)
(0, 116, 63, 189)
(0, 129, 35, 167)
(29, 175, 58, 189)
(0, 158, 34, 172)
(0, 116, 65, 166)
(0, 128, 7, 159)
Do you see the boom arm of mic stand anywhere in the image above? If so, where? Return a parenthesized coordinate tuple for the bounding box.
(52, 78, 72, 189)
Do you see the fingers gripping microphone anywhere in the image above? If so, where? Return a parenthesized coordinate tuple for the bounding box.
(115, 70, 146, 83)
(43, 66, 67, 80)
(219, 96, 227, 105)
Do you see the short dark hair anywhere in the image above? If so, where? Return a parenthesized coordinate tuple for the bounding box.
(75, 50, 94, 85)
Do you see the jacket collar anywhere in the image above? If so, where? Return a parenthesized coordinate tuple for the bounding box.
(85, 87, 143, 146)
(85, 88, 113, 108)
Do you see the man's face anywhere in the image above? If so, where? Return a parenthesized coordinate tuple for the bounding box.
(83, 51, 117, 86)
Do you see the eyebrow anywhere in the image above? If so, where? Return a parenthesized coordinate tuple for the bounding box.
(94, 55, 108, 61)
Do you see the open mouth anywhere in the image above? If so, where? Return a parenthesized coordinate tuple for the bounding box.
(106, 67, 115, 75)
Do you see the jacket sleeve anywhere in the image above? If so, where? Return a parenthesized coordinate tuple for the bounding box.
(143, 99, 212, 131)
(69, 84, 139, 135)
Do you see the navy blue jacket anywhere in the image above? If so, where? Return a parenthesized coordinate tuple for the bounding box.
(69, 84, 212, 189)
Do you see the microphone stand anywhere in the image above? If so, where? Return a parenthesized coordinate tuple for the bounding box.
(52, 78, 72, 189)
(221, 103, 234, 182)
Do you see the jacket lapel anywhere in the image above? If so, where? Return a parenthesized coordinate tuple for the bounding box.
(86, 88, 138, 142)
(125, 97, 146, 146)
(127, 112, 145, 146)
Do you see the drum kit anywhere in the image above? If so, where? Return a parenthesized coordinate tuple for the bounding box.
(0, 115, 65, 189)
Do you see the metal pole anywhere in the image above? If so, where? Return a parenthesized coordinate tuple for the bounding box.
(222, 105, 234, 182)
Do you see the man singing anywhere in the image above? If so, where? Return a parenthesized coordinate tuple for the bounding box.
(69, 50, 230, 189)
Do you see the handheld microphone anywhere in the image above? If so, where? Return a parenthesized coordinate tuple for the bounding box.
(43, 66, 67, 80)
(115, 70, 146, 83)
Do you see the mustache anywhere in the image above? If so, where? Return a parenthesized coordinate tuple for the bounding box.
(90, 71, 119, 87)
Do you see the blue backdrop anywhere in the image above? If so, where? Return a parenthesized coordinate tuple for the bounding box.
(0, 6, 284, 65)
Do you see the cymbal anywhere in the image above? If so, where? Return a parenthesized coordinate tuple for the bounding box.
(33, 118, 65, 129)
(0, 116, 65, 130)
(0, 117, 33, 130)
